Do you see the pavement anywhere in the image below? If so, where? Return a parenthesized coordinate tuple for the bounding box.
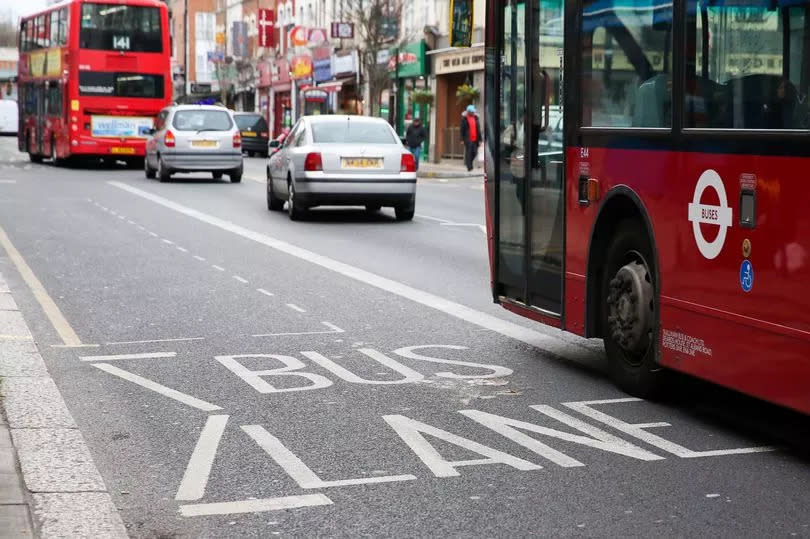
(0, 139, 809, 537)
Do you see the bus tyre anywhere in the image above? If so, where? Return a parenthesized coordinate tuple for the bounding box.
(28, 134, 42, 164)
(50, 138, 61, 167)
(601, 220, 665, 399)
(144, 156, 156, 179)
(157, 157, 171, 182)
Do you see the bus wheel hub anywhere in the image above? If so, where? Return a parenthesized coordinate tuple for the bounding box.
(607, 259, 653, 355)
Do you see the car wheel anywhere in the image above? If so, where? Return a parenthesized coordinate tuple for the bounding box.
(212, 172, 223, 180)
(601, 219, 666, 398)
(229, 165, 243, 183)
(247, 151, 254, 158)
(267, 182, 284, 211)
(395, 206, 415, 221)
(144, 154, 156, 179)
(365, 205, 382, 213)
(287, 181, 306, 221)
(157, 157, 171, 182)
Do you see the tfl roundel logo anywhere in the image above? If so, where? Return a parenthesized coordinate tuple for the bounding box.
(687, 169, 733, 260)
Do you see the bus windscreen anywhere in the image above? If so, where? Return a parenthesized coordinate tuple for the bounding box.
(79, 4, 162, 53)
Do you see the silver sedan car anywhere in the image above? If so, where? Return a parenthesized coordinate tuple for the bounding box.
(145, 104, 244, 182)
(266, 115, 417, 220)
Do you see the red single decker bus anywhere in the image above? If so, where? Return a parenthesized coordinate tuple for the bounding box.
(485, 0, 810, 413)
(17, 0, 171, 165)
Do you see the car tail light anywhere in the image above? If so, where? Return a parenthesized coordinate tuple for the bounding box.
(260, 131, 268, 137)
(401, 153, 416, 172)
(233, 132, 242, 148)
(304, 152, 323, 171)
(164, 130, 176, 148)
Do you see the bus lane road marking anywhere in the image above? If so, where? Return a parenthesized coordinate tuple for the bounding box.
(109, 181, 596, 361)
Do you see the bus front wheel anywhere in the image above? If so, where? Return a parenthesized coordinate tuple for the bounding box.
(27, 133, 42, 164)
(601, 220, 666, 398)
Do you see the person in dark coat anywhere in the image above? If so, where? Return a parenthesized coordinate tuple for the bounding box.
(460, 104, 481, 171)
(404, 118, 427, 170)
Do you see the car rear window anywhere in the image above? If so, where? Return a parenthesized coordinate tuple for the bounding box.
(311, 121, 398, 143)
(172, 110, 233, 131)
(234, 114, 268, 131)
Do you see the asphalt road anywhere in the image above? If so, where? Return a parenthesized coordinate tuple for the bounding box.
(0, 136, 808, 538)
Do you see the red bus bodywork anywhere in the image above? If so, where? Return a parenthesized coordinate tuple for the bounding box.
(17, 0, 171, 161)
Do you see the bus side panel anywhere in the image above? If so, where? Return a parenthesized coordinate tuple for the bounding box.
(569, 146, 810, 414)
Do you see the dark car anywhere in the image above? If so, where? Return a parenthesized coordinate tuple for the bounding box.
(233, 112, 270, 157)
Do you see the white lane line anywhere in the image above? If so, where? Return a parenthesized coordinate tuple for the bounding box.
(415, 213, 452, 224)
(256, 288, 274, 297)
(117, 215, 126, 220)
(0, 180, 17, 184)
(137, 225, 146, 231)
(162, 238, 175, 245)
(0, 334, 34, 341)
(106, 337, 205, 345)
(211, 264, 225, 271)
(176, 246, 188, 253)
(109, 181, 590, 357)
(127, 220, 136, 225)
(232, 275, 248, 284)
(193, 255, 206, 262)
(286, 303, 306, 313)
(93, 363, 221, 412)
(179, 494, 333, 517)
(0, 225, 83, 346)
(252, 321, 345, 338)
(175, 415, 229, 501)
(80, 352, 176, 362)
(148, 231, 158, 237)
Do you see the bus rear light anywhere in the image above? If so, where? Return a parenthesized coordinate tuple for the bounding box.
(401, 153, 416, 172)
(260, 131, 268, 137)
(71, 116, 77, 123)
(164, 130, 176, 148)
(233, 132, 242, 148)
(71, 139, 78, 146)
(304, 152, 323, 171)
(71, 124, 78, 132)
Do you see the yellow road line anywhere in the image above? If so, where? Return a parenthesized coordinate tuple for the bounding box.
(0, 225, 83, 346)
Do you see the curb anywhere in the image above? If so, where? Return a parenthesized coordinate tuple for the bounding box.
(0, 272, 128, 538)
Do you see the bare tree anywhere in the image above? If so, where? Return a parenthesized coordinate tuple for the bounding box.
(0, 9, 18, 47)
(345, 0, 405, 117)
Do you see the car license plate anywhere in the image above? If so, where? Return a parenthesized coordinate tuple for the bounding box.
(192, 140, 218, 148)
(110, 147, 135, 155)
(242, 131, 256, 137)
(341, 158, 382, 169)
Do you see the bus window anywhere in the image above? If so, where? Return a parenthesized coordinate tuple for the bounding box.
(47, 83, 62, 117)
(686, 0, 810, 129)
(19, 21, 27, 52)
(38, 15, 50, 49)
(58, 8, 68, 46)
(79, 4, 163, 53)
(580, 0, 673, 127)
(50, 11, 59, 46)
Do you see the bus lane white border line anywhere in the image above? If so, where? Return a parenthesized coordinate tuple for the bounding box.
(109, 182, 594, 359)
(179, 494, 333, 517)
(176, 415, 230, 501)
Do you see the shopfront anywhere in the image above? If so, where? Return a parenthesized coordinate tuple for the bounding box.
(429, 45, 484, 160)
(332, 51, 361, 115)
(388, 40, 429, 157)
(270, 59, 292, 138)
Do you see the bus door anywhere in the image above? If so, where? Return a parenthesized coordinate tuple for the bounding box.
(496, 0, 565, 315)
(35, 82, 46, 155)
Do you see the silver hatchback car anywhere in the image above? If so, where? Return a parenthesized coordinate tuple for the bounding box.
(266, 115, 417, 220)
(145, 105, 244, 182)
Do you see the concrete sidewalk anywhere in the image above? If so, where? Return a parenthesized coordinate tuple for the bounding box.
(0, 272, 127, 538)
(417, 159, 483, 179)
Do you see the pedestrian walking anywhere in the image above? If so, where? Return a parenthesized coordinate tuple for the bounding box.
(460, 104, 481, 171)
(405, 118, 427, 171)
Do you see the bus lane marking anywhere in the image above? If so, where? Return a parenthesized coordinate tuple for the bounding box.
(256, 288, 274, 296)
(176, 415, 230, 501)
(92, 363, 221, 412)
(179, 494, 333, 517)
(80, 351, 176, 362)
(105, 337, 205, 345)
(109, 181, 593, 360)
(252, 321, 344, 337)
(285, 303, 307, 313)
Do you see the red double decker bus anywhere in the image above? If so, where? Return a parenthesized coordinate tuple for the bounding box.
(485, 0, 810, 413)
(17, 0, 171, 165)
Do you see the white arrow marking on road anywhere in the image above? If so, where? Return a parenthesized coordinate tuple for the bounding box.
(109, 181, 598, 360)
(176, 414, 229, 501)
(179, 494, 333, 517)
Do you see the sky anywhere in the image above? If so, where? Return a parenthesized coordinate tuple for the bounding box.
(3, 0, 49, 21)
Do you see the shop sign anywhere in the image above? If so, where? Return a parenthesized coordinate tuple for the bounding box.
(308, 28, 328, 45)
(331, 22, 354, 39)
(289, 26, 308, 47)
(434, 47, 485, 75)
(291, 56, 313, 80)
(258, 9, 275, 47)
(313, 46, 332, 83)
(334, 51, 357, 75)
(387, 41, 426, 79)
(232, 21, 249, 57)
(271, 59, 291, 85)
